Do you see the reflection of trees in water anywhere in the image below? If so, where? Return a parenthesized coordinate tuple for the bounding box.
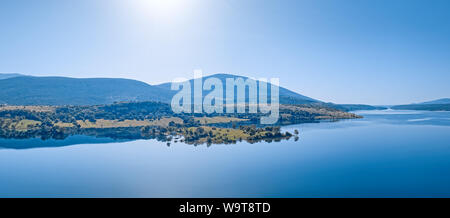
(0, 124, 299, 147)
(0, 127, 161, 141)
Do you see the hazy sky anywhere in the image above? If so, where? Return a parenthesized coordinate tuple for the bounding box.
(1, 0, 449, 105)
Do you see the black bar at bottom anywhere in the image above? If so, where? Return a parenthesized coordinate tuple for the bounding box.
(0, 198, 447, 216)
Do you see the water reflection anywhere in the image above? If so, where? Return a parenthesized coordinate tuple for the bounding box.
(0, 110, 449, 150)
(0, 135, 134, 150)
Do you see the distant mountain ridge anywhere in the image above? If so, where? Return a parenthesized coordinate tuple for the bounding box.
(0, 73, 25, 80)
(391, 98, 450, 111)
(420, 98, 450, 104)
(0, 73, 319, 106)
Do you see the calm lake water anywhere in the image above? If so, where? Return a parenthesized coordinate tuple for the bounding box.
(1, 110, 449, 197)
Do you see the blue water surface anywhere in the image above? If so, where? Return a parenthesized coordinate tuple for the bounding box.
(0, 110, 449, 197)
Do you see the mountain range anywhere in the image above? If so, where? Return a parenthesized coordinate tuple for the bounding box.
(2, 73, 446, 111)
(0, 73, 318, 106)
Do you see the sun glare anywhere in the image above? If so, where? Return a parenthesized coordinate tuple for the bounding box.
(133, 0, 187, 21)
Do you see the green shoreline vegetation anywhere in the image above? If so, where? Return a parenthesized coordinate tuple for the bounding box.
(0, 101, 361, 145)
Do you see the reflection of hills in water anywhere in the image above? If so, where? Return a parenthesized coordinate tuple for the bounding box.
(0, 127, 165, 149)
(0, 135, 134, 150)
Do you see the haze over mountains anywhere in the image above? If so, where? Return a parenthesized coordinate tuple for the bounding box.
(0, 73, 317, 106)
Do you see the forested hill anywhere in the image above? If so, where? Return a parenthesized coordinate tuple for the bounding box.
(155, 73, 319, 105)
(0, 76, 172, 105)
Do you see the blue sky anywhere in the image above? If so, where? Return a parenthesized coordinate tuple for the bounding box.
(0, 0, 449, 105)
